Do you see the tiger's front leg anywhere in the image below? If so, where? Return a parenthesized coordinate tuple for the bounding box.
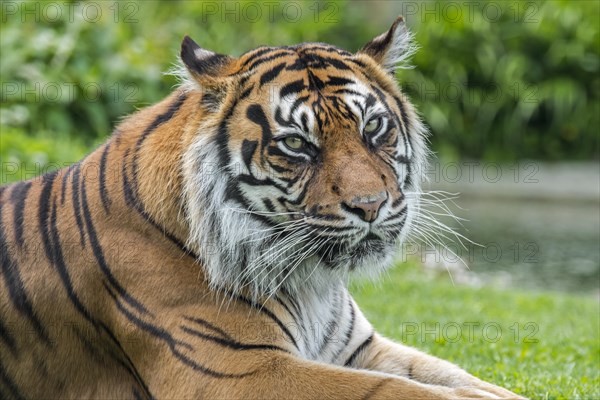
(119, 302, 516, 399)
(348, 332, 525, 399)
(143, 342, 516, 400)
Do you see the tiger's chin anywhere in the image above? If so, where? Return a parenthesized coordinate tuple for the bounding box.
(319, 235, 398, 275)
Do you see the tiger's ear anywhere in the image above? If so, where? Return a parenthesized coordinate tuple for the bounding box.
(180, 35, 234, 80)
(358, 16, 416, 73)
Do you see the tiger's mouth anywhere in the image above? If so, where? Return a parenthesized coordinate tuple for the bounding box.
(303, 204, 409, 269)
(317, 231, 394, 268)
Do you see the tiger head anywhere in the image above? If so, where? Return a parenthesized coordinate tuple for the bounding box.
(180, 17, 428, 298)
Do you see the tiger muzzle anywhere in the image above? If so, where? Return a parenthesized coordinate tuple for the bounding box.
(342, 191, 387, 223)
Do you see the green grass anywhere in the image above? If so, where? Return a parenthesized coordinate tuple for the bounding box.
(351, 261, 600, 399)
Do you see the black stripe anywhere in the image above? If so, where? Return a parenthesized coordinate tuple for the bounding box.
(45, 192, 95, 321)
(121, 154, 198, 259)
(0, 318, 17, 356)
(99, 142, 112, 214)
(273, 295, 298, 326)
(122, 112, 198, 257)
(407, 365, 414, 380)
(279, 79, 306, 99)
(130, 92, 188, 195)
(223, 182, 280, 230)
(307, 71, 326, 91)
(60, 163, 76, 205)
(240, 47, 276, 67)
(344, 333, 373, 367)
(44, 194, 94, 323)
(403, 165, 413, 189)
(337, 88, 366, 97)
(215, 98, 236, 172)
(71, 324, 147, 398)
(382, 223, 405, 238)
(279, 168, 315, 206)
(39, 170, 63, 263)
(104, 283, 253, 379)
(0, 178, 52, 347)
(361, 378, 391, 400)
(391, 195, 405, 209)
(365, 93, 377, 109)
(296, 45, 352, 57)
(238, 174, 289, 195)
(133, 387, 144, 400)
(379, 154, 397, 176)
(280, 287, 303, 321)
(316, 56, 352, 70)
(348, 58, 367, 68)
(70, 164, 86, 247)
(132, 93, 187, 173)
(376, 88, 408, 157)
(201, 91, 222, 110)
(122, 149, 136, 208)
(232, 292, 298, 349)
(392, 95, 412, 147)
(241, 139, 258, 170)
(327, 76, 354, 86)
(266, 146, 307, 165)
(392, 95, 414, 187)
(9, 182, 32, 248)
(246, 104, 272, 150)
(0, 362, 24, 400)
(239, 85, 254, 100)
(316, 292, 341, 355)
(259, 62, 287, 86)
(263, 198, 276, 213)
(383, 206, 407, 224)
(72, 325, 105, 362)
(332, 298, 355, 362)
(273, 97, 309, 130)
(102, 287, 188, 354)
(80, 180, 150, 315)
(180, 325, 288, 353)
(183, 316, 233, 340)
(300, 112, 309, 132)
(246, 51, 295, 71)
(371, 86, 411, 168)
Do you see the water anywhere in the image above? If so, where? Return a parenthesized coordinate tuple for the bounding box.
(414, 162, 600, 294)
(440, 197, 600, 294)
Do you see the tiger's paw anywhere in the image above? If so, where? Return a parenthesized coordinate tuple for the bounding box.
(449, 381, 526, 399)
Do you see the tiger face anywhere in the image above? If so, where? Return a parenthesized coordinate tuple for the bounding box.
(181, 17, 427, 297)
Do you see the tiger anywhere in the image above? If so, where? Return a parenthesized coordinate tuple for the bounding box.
(0, 16, 523, 399)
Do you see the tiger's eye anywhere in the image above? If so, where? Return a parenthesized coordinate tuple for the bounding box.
(364, 117, 382, 134)
(284, 136, 304, 150)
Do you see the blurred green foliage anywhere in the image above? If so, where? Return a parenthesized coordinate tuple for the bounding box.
(1, 0, 598, 182)
(402, 0, 600, 161)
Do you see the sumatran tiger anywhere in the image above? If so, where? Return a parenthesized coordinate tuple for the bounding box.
(0, 17, 523, 399)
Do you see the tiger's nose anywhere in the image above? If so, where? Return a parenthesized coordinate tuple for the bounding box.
(342, 191, 387, 223)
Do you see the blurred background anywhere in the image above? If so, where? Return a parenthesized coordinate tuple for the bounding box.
(1, 1, 598, 396)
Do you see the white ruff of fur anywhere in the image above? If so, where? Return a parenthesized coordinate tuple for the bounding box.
(181, 124, 345, 300)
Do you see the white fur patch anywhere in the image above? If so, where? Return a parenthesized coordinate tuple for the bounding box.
(372, 20, 419, 71)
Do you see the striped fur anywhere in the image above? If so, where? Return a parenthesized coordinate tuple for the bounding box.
(0, 17, 522, 399)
